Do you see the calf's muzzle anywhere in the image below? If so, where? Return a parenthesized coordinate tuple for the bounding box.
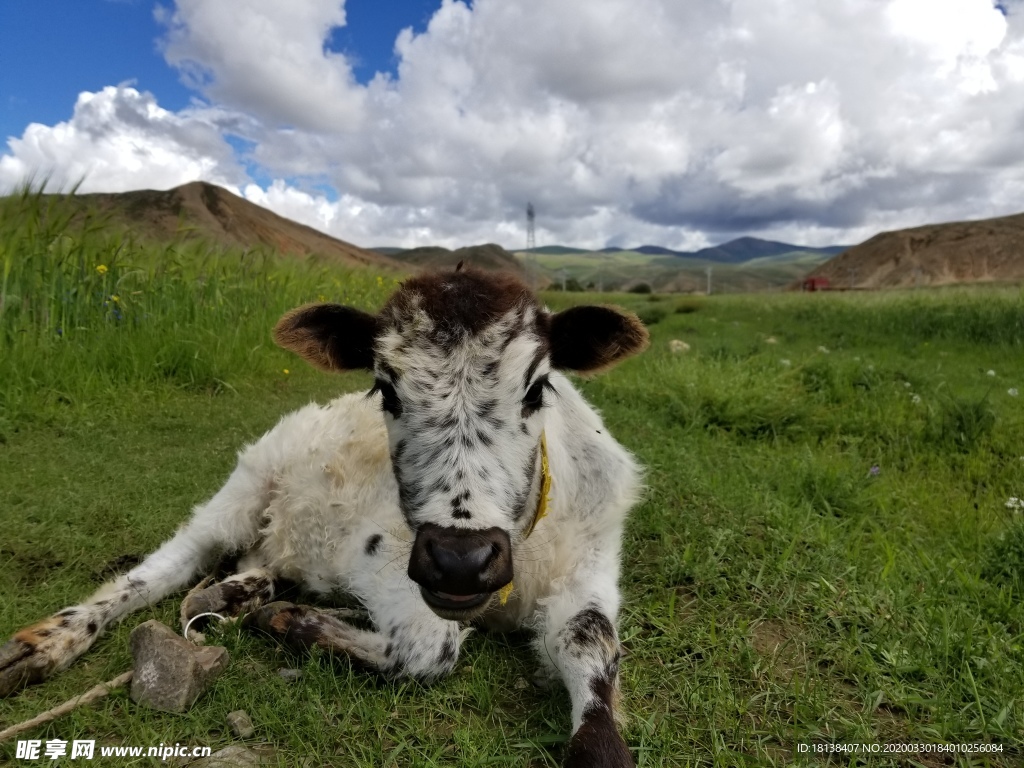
(408, 524, 513, 616)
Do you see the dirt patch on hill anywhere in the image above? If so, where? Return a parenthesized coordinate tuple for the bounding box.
(807, 211, 1024, 289)
(22, 182, 399, 270)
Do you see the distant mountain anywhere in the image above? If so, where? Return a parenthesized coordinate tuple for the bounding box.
(611, 237, 848, 264)
(522, 246, 834, 294)
(520, 245, 596, 255)
(806, 211, 1024, 289)
(633, 245, 681, 257)
(17, 181, 397, 269)
(393, 243, 527, 276)
(693, 237, 821, 263)
(370, 246, 406, 256)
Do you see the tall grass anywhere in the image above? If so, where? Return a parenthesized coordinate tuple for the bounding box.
(785, 287, 1024, 347)
(0, 188, 395, 434)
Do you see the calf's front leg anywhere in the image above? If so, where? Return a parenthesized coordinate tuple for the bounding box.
(538, 577, 634, 767)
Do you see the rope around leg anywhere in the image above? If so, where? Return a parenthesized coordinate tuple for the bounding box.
(182, 612, 227, 641)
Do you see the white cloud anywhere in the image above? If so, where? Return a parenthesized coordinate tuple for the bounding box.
(157, 0, 365, 133)
(4, 0, 1024, 250)
(0, 85, 244, 193)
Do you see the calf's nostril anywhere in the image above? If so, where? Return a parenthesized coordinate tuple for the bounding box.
(428, 539, 495, 575)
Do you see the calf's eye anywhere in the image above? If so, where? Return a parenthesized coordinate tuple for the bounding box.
(522, 377, 548, 416)
(370, 379, 402, 417)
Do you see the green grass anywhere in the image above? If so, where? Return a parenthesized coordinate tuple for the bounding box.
(2, 194, 1024, 765)
(516, 250, 831, 294)
(0, 188, 397, 441)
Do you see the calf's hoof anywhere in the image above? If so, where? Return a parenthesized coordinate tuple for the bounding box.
(180, 572, 275, 637)
(564, 718, 634, 768)
(0, 611, 98, 697)
(0, 636, 52, 697)
(241, 601, 309, 641)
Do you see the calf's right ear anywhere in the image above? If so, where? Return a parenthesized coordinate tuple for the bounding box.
(273, 303, 378, 372)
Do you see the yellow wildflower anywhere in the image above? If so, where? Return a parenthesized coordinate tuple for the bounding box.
(283, 369, 290, 375)
(96, 264, 108, 275)
(110, 295, 120, 303)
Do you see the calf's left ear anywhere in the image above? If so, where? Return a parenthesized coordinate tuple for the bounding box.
(273, 303, 378, 372)
(549, 305, 649, 374)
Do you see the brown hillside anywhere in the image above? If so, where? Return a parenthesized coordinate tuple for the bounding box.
(395, 243, 528, 276)
(807, 211, 1024, 289)
(43, 181, 398, 269)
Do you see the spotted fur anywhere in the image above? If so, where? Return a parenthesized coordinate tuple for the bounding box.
(1, 268, 648, 767)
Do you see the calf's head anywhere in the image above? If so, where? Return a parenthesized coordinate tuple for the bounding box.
(274, 267, 648, 620)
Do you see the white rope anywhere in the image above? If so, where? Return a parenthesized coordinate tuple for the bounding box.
(182, 611, 227, 641)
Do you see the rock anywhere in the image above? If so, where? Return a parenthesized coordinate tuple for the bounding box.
(514, 677, 529, 690)
(129, 620, 229, 713)
(668, 339, 690, 354)
(226, 709, 255, 739)
(277, 667, 303, 682)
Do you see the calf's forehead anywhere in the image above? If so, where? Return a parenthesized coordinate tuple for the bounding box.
(375, 270, 548, 377)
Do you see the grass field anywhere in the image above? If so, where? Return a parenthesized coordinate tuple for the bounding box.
(2, 194, 1024, 765)
(516, 250, 831, 294)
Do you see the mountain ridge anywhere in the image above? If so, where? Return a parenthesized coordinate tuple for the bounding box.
(16, 181, 397, 269)
(806, 211, 1024, 288)
(521, 236, 848, 264)
(392, 242, 528, 276)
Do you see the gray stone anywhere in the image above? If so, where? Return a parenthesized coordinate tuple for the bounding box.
(226, 709, 255, 739)
(277, 667, 302, 682)
(129, 619, 229, 713)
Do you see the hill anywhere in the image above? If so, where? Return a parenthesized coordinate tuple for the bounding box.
(633, 245, 682, 257)
(393, 243, 528, 276)
(690, 237, 846, 263)
(609, 237, 846, 264)
(516, 248, 832, 293)
(24, 181, 396, 269)
(806, 211, 1024, 288)
(520, 245, 595, 255)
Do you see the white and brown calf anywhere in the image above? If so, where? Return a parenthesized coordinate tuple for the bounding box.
(0, 267, 648, 767)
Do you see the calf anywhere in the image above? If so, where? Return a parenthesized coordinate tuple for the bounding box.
(0, 266, 648, 767)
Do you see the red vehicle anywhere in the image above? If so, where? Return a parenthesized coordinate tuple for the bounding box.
(802, 276, 831, 292)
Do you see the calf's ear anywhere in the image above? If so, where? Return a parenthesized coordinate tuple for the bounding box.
(549, 305, 649, 374)
(273, 303, 378, 372)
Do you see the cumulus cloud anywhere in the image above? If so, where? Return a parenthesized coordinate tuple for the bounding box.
(4, 0, 1024, 249)
(0, 85, 245, 193)
(157, 0, 365, 133)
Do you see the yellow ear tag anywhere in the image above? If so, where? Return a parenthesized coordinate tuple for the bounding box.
(498, 581, 514, 605)
(501, 433, 553, 607)
(523, 431, 552, 539)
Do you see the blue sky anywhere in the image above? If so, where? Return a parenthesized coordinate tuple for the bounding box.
(1, 1, 1023, 250)
(0, 1, 439, 140)
(1, 2, 186, 138)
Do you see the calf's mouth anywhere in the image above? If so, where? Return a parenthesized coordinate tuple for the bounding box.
(419, 588, 494, 620)
(407, 523, 513, 620)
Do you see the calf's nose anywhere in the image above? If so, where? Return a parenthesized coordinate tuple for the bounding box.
(430, 537, 494, 575)
(408, 523, 513, 596)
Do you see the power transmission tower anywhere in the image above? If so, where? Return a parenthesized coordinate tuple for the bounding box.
(526, 202, 536, 251)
